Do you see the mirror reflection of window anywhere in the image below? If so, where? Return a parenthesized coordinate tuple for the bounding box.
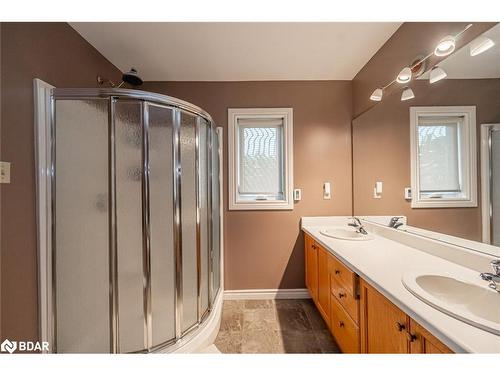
(418, 117, 462, 199)
(410, 106, 477, 208)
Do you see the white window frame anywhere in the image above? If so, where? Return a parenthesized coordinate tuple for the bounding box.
(228, 108, 293, 210)
(410, 106, 477, 208)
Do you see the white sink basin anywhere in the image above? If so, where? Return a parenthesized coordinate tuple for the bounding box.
(402, 272, 500, 335)
(319, 227, 373, 241)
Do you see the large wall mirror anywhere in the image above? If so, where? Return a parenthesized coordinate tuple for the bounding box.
(352, 23, 500, 247)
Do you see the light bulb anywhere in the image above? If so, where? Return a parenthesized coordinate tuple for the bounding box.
(397, 67, 412, 84)
(434, 35, 456, 57)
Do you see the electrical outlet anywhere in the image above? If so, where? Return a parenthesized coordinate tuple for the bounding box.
(0, 162, 11, 184)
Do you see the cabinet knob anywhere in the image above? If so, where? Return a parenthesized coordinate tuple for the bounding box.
(338, 292, 346, 299)
(395, 322, 406, 331)
(335, 269, 341, 275)
(339, 321, 345, 328)
(405, 331, 417, 342)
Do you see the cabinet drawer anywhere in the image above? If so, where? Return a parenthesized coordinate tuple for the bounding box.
(331, 280, 359, 324)
(330, 294, 360, 353)
(329, 254, 357, 297)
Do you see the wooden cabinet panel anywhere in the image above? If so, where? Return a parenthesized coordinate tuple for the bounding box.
(329, 254, 357, 297)
(409, 319, 453, 354)
(360, 279, 409, 353)
(317, 245, 331, 324)
(330, 293, 360, 353)
(304, 234, 318, 302)
(331, 278, 359, 324)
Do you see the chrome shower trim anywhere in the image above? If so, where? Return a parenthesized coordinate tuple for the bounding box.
(173, 108, 183, 340)
(109, 97, 120, 353)
(141, 102, 153, 350)
(52, 88, 215, 127)
(49, 95, 57, 354)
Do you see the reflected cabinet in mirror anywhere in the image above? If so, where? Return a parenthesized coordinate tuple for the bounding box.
(353, 23, 500, 247)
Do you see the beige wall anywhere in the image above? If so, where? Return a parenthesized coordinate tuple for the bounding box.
(353, 78, 500, 241)
(0, 23, 121, 342)
(143, 81, 353, 290)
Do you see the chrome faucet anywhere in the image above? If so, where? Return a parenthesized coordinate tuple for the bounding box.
(348, 217, 368, 235)
(388, 216, 404, 229)
(480, 260, 500, 292)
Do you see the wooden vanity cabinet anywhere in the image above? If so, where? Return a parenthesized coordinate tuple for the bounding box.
(305, 234, 318, 302)
(359, 279, 410, 353)
(359, 279, 453, 354)
(409, 319, 453, 354)
(316, 245, 331, 324)
(303, 232, 452, 354)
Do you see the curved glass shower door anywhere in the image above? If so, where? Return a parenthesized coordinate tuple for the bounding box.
(50, 89, 221, 353)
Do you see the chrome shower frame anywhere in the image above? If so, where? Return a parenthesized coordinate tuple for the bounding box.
(47, 88, 221, 353)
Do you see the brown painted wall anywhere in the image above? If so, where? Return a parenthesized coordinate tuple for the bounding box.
(0, 23, 121, 342)
(353, 78, 500, 240)
(143, 81, 353, 290)
(352, 22, 497, 117)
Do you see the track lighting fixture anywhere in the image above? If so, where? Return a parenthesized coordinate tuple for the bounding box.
(429, 66, 447, 84)
(470, 36, 495, 56)
(370, 88, 383, 101)
(434, 35, 456, 57)
(401, 87, 415, 101)
(367, 24, 475, 102)
(396, 67, 412, 84)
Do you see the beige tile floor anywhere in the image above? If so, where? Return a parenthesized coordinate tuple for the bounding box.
(214, 299, 341, 354)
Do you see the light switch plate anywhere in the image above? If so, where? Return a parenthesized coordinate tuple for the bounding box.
(323, 182, 331, 200)
(0, 162, 11, 184)
(293, 188, 302, 201)
(404, 187, 412, 200)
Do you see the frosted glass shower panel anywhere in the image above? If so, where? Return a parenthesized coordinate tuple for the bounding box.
(115, 100, 146, 353)
(55, 99, 110, 353)
(199, 119, 209, 316)
(180, 111, 198, 332)
(148, 104, 176, 345)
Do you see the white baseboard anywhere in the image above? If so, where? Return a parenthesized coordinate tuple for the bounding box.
(224, 288, 311, 300)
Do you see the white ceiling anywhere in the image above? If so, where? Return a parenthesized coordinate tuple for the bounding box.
(70, 22, 401, 81)
(420, 23, 500, 80)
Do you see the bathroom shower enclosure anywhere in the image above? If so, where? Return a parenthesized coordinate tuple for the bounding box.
(35, 85, 222, 353)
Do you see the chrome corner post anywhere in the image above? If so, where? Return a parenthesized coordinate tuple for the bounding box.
(108, 97, 120, 354)
(207, 121, 214, 310)
(173, 108, 183, 340)
(141, 101, 153, 351)
(195, 116, 202, 323)
(49, 94, 57, 354)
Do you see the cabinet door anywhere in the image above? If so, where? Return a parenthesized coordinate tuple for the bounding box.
(360, 279, 409, 353)
(316, 246, 330, 323)
(409, 319, 453, 354)
(304, 234, 318, 302)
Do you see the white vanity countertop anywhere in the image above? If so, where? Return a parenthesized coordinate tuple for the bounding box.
(301, 216, 500, 353)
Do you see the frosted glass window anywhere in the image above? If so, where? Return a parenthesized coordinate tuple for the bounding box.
(228, 108, 293, 210)
(418, 119, 461, 195)
(238, 120, 284, 198)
